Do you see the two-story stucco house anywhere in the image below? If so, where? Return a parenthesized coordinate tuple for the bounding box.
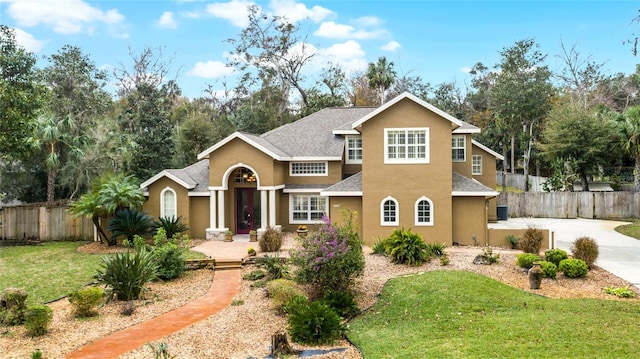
(141, 92, 503, 245)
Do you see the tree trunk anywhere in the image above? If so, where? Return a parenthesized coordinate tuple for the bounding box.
(580, 172, 590, 192)
(510, 135, 516, 174)
(270, 331, 298, 358)
(92, 215, 110, 245)
(46, 169, 57, 203)
(635, 156, 640, 187)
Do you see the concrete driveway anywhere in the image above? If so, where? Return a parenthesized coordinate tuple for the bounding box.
(490, 218, 640, 288)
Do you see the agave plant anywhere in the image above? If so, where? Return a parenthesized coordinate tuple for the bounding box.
(107, 208, 154, 245)
(153, 216, 189, 239)
(96, 248, 158, 300)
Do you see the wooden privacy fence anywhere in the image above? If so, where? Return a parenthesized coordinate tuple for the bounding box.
(498, 192, 640, 219)
(0, 202, 94, 243)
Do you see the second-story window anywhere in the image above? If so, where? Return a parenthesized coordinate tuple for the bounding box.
(452, 135, 466, 162)
(384, 128, 429, 164)
(472, 155, 483, 175)
(290, 162, 328, 176)
(346, 135, 362, 164)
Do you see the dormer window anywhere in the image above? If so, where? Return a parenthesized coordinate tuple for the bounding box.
(452, 135, 466, 162)
(345, 135, 362, 164)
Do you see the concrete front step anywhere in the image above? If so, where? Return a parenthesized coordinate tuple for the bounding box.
(214, 259, 243, 271)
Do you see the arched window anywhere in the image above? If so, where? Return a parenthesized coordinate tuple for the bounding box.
(160, 187, 177, 219)
(380, 196, 399, 226)
(415, 197, 434, 226)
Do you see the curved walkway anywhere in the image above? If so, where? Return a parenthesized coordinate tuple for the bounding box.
(65, 269, 241, 359)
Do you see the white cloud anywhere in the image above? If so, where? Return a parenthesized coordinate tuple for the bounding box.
(314, 21, 385, 39)
(188, 61, 236, 78)
(4, 0, 126, 37)
(206, 0, 255, 27)
(317, 40, 367, 73)
(461, 66, 473, 74)
(269, 0, 333, 23)
(157, 11, 177, 29)
(354, 16, 382, 27)
(381, 41, 400, 52)
(13, 28, 46, 53)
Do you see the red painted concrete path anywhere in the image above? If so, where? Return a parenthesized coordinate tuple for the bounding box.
(65, 269, 242, 359)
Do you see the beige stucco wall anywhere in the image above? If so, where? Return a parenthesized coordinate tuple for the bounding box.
(452, 196, 487, 246)
(143, 177, 191, 235)
(189, 196, 209, 239)
(284, 161, 343, 185)
(208, 138, 277, 188)
(328, 196, 364, 241)
(472, 144, 499, 222)
(360, 98, 454, 244)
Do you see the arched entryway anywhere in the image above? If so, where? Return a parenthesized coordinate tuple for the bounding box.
(233, 167, 261, 234)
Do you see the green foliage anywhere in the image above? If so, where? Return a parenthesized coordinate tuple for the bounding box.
(287, 300, 345, 345)
(480, 246, 500, 264)
(107, 208, 154, 243)
(440, 253, 451, 266)
(147, 342, 176, 359)
(320, 290, 360, 319)
(544, 249, 569, 267)
(24, 305, 53, 337)
(152, 229, 187, 280)
(266, 279, 306, 313)
(0, 288, 28, 325)
(371, 237, 388, 255)
(559, 259, 589, 278)
(96, 248, 158, 301)
(30, 349, 43, 359)
(425, 242, 447, 257)
(505, 235, 520, 249)
(516, 253, 543, 269)
(291, 215, 364, 292)
(68, 287, 103, 318)
(242, 269, 267, 281)
(603, 287, 636, 298)
(153, 216, 189, 239)
(385, 228, 430, 266)
(519, 227, 543, 254)
(258, 226, 283, 252)
(258, 255, 289, 280)
(539, 261, 558, 279)
(571, 237, 599, 268)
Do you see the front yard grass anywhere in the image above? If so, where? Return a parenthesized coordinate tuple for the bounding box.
(614, 221, 640, 240)
(347, 271, 640, 358)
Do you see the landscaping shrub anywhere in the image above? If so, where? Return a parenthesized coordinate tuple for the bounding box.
(24, 305, 53, 337)
(439, 253, 450, 266)
(243, 269, 267, 281)
(538, 261, 558, 279)
(258, 255, 289, 280)
(559, 258, 589, 278)
(266, 279, 306, 313)
(320, 290, 359, 319)
(259, 226, 284, 252)
(31, 349, 43, 359)
(385, 228, 430, 266)
(505, 234, 520, 249)
(604, 286, 636, 298)
(153, 215, 188, 239)
(152, 229, 187, 280)
(283, 294, 308, 315)
(544, 248, 568, 267)
(371, 237, 388, 255)
(96, 248, 158, 301)
(287, 300, 344, 345)
(107, 208, 154, 244)
(571, 237, 599, 268)
(0, 288, 28, 325)
(516, 253, 542, 269)
(68, 287, 103, 318)
(425, 242, 447, 257)
(519, 227, 543, 254)
(291, 214, 364, 292)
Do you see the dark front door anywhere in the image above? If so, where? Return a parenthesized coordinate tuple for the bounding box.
(236, 188, 261, 234)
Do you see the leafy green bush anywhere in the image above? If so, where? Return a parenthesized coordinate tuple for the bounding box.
(96, 248, 158, 300)
(107, 208, 154, 244)
(266, 279, 306, 313)
(243, 269, 267, 281)
(151, 229, 187, 280)
(291, 215, 364, 292)
(287, 300, 344, 345)
(425, 242, 447, 257)
(24, 305, 53, 337)
(516, 253, 542, 269)
(539, 261, 558, 279)
(320, 290, 359, 319)
(68, 287, 103, 318)
(559, 258, 589, 278)
(519, 227, 543, 254)
(439, 253, 450, 266)
(385, 228, 430, 266)
(259, 226, 284, 252)
(505, 235, 520, 249)
(604, 286, 636, 298)
(258, 255, 289, 280)
(371, 237, 388, 255)
(571, 237, 599, 268)
(153, 216, 188, 239)
(0, 288, 28, 325)
(544, 249, 568, 267)
(30, 349, 43, 359)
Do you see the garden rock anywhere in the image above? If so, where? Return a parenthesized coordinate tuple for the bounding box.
(472, 254, 492, 265)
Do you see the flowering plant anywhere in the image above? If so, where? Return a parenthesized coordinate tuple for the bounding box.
(297, 225, 307, 231)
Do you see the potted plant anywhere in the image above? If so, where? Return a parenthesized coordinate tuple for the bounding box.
(224, 230, 233, 242)
(247, 246, 257, 256)
(296, 224, 308, 238)
(249, 229, 258, 242)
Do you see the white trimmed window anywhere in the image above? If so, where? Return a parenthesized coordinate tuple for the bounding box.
(290, 162, 328, 176)
(472, 155, 483, 175)
(160, 187, 177, 219)
(380, 196, 399, 226)
(290, 195, 327, 223)
(452, 135, 466, 162)
(415, 197, 434, 226)
(384, 128, 429, 164)
(345, 135, 362, 164)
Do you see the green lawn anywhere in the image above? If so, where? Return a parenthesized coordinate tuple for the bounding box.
(615, 221, 640, 240)
(347, 271, 640, 358)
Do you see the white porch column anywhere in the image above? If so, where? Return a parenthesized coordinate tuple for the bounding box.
(269, 189, 276, 227)
(218, 190, 225, 229)
(261, 190, 268, 229)
(209, 190, 217, 228)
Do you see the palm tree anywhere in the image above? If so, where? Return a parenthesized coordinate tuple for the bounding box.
(615, 106, 640, 186)
(366, 57, 397, 105)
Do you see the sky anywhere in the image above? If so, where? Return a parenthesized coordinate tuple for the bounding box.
(2, 0, 640, 100)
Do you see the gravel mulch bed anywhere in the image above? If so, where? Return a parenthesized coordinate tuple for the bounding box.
(2, 238, 638, 359)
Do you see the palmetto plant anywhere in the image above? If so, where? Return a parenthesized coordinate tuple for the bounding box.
(154, 216, 189, 239)
(107, 208, 154, 244)
(96, 248, 158, 301)
(385, 228, 430, 266)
